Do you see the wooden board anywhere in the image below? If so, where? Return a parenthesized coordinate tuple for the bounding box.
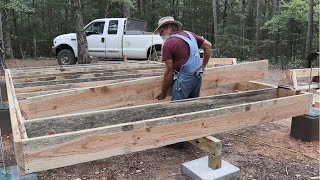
(20, 89, 312, 173)
(207, 58, 237, 67)
(20, 60, 269, 119)
(25, 88, 279, 137)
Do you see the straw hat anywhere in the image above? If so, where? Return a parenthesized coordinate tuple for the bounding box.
(155, 16, 182, 33)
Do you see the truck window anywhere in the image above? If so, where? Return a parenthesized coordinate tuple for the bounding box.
(108, 20, 118, 34)
(85, 22, 105, 35)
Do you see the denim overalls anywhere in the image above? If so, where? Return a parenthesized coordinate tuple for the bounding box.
(170, 31, 203, 101)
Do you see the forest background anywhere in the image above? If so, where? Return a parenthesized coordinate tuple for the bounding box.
(0, 0, 319, 68)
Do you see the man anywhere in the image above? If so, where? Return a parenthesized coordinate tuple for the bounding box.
(155, 16, 212, 101)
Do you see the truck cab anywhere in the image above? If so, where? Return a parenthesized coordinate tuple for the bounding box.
(52, 18, 163, 65)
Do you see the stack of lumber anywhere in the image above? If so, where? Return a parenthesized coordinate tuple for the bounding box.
(5, 60, 313, 175)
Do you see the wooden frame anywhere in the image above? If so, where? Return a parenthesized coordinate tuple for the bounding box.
(286, 68, 319, 108)
(5, 60, 313, 175)
(286, 68, 320, 91)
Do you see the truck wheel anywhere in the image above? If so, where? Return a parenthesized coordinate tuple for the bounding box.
(148, 50, 159, 61)
(57, 49, 76, 65)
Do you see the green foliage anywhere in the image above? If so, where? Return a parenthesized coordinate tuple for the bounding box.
(2, 0, 318, 69)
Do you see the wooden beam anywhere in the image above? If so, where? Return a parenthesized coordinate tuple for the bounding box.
(14, 72, 162, 88)
(21, 90, 312, 173)
(5, 69, 26, 175)
(189, 136, 222, 169)
(10, 63, 164, 78)
(12, 69, 164, 83)
(207, 58, 237, 67)
(286, 68, 320, 78)
(25, 88, 279, 137)
(14, 79, 130, 93)
(21, 60, 269, 119)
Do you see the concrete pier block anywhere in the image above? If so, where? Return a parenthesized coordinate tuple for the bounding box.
(182, 156, 240, 180)
(0, 166, 37, 180)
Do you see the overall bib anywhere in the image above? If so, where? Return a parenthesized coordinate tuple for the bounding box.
(171, 31, 203, 101)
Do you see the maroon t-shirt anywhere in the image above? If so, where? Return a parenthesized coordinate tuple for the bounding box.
(162, 31, 204, 71)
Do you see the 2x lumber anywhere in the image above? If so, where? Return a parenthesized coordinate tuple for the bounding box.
(12, 69, 164, 83)
(25, 88, 279, 137)
(9, 61, 156, 71)
(286, 68, 320, 78)
(9, 61, 160, 71)
(5, 69, 27, 175)
(14, 72, 163, 88)
(207, 58, 237, 65)
(189, 136, 222, 169)
(14, 78, 133, 93)
(17, 89, 75, 100)
(21, 90, 312, 173)
(10, 64, 164, 78)
(20, 60, 269, 119)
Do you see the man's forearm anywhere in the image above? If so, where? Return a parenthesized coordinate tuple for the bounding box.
(201, 40, 213, 69)
(161, 71, 173, 95)
(202, 48, 212, 68)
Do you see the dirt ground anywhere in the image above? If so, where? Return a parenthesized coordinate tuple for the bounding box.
(1, 59, 320, 180)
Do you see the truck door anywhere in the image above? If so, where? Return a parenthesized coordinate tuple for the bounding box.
(105, 20, 122, 58)
(85, 21, 106, 58)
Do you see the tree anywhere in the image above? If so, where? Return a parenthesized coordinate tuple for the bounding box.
(255, 0, 262, 59)
(72, 0, 91, 64)
(212, 0, 218, 45)
(304, 0, 315, 67)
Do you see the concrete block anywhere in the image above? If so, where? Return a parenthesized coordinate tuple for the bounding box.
(182, 156, 240, 180)
(0, 166, 37, 180)
(0, 107, 11, 135)
(0, 81, 7, 101)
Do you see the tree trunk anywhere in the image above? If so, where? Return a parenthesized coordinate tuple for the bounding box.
(240, 0, 246, 60)
(212, 0, 218, 45)
(222, 0, 228, 30)
(2, 9, 13, 58)
(122, 2, 131, 18)
(272, 0, 280, 64)
(304, 0, 314, 67)
(31, 0, 37, 58)
(255, 0, 262, 60)
(72, 0, 91, 64)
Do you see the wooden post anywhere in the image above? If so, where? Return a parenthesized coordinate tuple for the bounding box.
(189, 136, 222, 169)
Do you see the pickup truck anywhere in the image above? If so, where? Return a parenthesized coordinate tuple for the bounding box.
(52, 18, 163, 65)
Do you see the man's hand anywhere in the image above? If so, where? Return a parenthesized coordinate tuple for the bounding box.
(155, 91, 166, 100)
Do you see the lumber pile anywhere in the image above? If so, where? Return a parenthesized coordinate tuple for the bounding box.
(5, 60, 313, 175)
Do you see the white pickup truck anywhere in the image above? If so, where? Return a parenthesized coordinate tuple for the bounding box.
(52, 18, 163, 65)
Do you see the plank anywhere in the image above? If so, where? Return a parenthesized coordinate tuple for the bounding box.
(5, 69, 26, 175)
(21, 60, 269, 119)
(286, 68, 320, 78)
(14, 79, 132, 93)
(21, 90, 312, 173)
(25, 88, 279, 137)
(10, 63, 164, 78)
(189, 136, 222, 169)
(207, 58, 237, 66)
(14, 72, 162, 88)
(12, 69, 164, 83)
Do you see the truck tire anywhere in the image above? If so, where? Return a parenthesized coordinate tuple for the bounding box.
(57, 49, 76, 65)
(148, 50, 159, 61)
